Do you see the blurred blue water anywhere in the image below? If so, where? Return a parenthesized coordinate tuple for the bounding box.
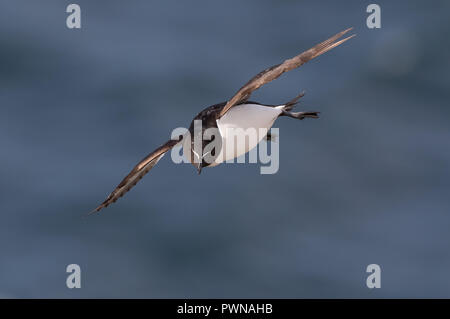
(0, 0, 449, 298)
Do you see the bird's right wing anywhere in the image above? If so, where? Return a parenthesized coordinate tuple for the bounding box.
(218, 27, 355, 118)
(90, 138, 180, 214)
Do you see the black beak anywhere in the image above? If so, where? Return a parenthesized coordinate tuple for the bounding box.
(197, 162, 202, 175)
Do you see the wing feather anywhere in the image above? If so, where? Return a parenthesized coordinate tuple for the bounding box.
(218, 28, 355, 118)
(89, 139, 179, 214)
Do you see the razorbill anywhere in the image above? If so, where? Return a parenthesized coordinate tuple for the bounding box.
(90, 28, 355, 214)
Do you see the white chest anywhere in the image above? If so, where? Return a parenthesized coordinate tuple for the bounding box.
(213, 103, 282, 164)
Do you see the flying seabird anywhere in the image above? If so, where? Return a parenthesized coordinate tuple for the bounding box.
(90, 28, 355, 214)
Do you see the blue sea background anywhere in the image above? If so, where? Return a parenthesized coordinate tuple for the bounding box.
(0, 0, 449, 298)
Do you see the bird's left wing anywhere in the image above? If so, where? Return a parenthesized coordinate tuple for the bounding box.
(90, 138, 180, 214)
(218, 27, 355, 118)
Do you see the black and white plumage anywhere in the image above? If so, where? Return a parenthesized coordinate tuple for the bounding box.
(90, 28, 355, 214)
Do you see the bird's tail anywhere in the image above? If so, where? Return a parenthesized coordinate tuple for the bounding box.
(281, 110, 320, 120)
(283, 91, 305, 111)
(280, 91, 319, 120)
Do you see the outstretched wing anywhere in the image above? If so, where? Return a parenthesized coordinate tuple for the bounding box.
(90, 139, 180, 214)
(218, 27, 355, 118)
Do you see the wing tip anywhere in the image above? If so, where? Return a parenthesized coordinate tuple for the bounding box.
(334, 27, 357, 43)
(343, 27, 354, 33)
(311, 28, 356, 59)
(334, 33, 357, 47)
(85, 197, 112, 217)
(85, 204, 105, 217)
(340, 27, 357, 42)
